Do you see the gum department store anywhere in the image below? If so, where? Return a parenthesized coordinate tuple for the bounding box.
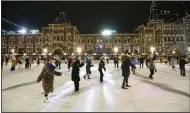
(2, 2, 190, 57)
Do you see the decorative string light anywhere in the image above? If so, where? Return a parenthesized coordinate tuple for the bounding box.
(2, 18, 39, 34)
(2, 18, 30, 30)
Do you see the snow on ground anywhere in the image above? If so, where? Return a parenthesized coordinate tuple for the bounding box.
(2, 61, 190, 112)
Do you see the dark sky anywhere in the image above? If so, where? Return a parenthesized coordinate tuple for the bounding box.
(2, 1, 189, 34)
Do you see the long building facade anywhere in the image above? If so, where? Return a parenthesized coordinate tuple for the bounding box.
(2, 2, 190, 56)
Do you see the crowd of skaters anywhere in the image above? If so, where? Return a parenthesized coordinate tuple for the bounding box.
(1, 53, 188, 102)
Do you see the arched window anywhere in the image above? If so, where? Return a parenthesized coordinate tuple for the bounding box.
(168, 37, 171, 41)
(181, 37, 184, 41)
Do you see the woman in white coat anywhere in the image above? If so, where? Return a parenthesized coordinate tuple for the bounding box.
(170, 57, 177, 69)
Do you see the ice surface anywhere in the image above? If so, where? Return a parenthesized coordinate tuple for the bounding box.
(2, 61, 190, 112)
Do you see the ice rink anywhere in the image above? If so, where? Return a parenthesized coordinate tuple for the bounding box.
(2, 61, 190, 112)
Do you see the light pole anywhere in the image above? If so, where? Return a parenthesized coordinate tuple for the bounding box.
(150, 47, 155, 54)
(114, 47, 118, 56)
(77, 47, 82, 55)
(43, 48, 48, 59)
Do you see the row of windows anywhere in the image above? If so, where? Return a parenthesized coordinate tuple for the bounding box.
(164, 37, 184, 42)
(77, 38, 140, 43)
(164, 27, 190, 31)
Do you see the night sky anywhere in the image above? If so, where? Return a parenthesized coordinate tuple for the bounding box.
(2, 1, 189, 34)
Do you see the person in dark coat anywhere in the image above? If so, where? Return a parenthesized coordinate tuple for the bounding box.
(148, 59, 157, 79)
(139, 56, 144, 69)
(84, 57, 94, 80)
(98, 58, 106, 83)
(114, 56, 119, 68)
(37, 56, 40, 66)
(25, 56, 30, 69)
(5, 55, 9, 66)
(2, 59, 4, 69)
(37, 59, 62, 102)
(179, 57, 187, 76)
(121, 55, 136, 89)
(68, 56, 72, 71)
(168, 56, 171, 66)
(71, 56, 84, 92)
(106, 58, 109, 64)
(145, 56, 150, 68)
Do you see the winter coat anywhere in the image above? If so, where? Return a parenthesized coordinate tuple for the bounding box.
(170, 58, 177, 66)
(148, 61, 156, 70)
(11, 59, 16, 67)
(121, 58, 135, 77)
(37, 63, 62, 94)
(131, 59, 137, 66)
(71, 60, 84, 81)
(179, 58, 187, 68)
(86, 59, 94, 74)
(98, 59, 106, 71)
(37, 57, 40, 64)
(140, 57, 144, 63)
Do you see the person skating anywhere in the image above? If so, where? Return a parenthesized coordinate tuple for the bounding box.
(36, 59, 62, 102)
(10, 56, 16, 71)
(145, 56, 150, 68)
(139, 56, 144, 69)
(168, 56, 171, 66)
(58, 57, 62, 69)
(5, 55, 9, 66)
(170, 57, 177, 70)
(25, 56, 30, 69)
(148, 59, 157, 79)
(18, 57, 23, 70)
(84, 57, 94, 80)
(114, 56, 119, 68)
(68, 56, 72, 71)
(71, 56, 84, 92)
(98, 58, 106, 83)
(179, 56, 187, 76)
(37, 56, 40, 66)
(106, 58, 109, 64)
(29, 57, 32, 68)
(121, 54, 136, 89)
(2, 59, 4, 70)
(131, 57, 137, 75)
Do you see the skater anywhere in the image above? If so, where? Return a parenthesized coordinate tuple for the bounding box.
(2, 59, 3, 69)
(29, 57, 32, 68)
(131, 57, 137, 75)
(25, 56, 30, 69)
(84, 57, 94, 80)
(114, 56, 119, 68)
(145, 56, 150, 68)
(68, 56, 72, 71)
(71, 56, 84, 92)
(106, 57, 109, 64)
(98, 58, 106, 83)
(18, 57, 23, 70)
(121, 54, 136, 89)
(37, 56, 40, 66)
(170, 57, 177, 70)
(58, 57, 62, 69)
(179, 56, 187, 76)
(37, 59, 62, 102)
(148, 59, 157, 79)
(5, 55, 9, 66)
(168, 56, 171, 66)
(139, 56, 144, 69)
(10, 56, 16, 71)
